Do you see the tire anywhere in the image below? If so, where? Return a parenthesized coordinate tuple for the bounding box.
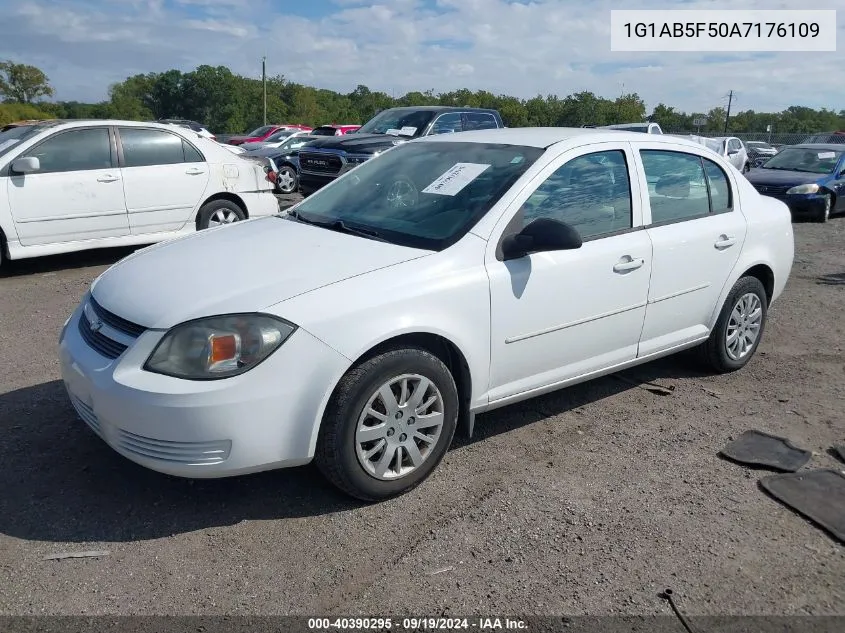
(196, 199, 246, 230)
(276, 165, 298, 194)
(697, 276, 768, 373)
(814, 194, 831, 223)
(315, 347, 459, 501)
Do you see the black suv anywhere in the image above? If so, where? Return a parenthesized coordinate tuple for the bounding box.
(297, 106, 505, 195)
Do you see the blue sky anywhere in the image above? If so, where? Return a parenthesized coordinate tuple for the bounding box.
(0, 0, 842, 113)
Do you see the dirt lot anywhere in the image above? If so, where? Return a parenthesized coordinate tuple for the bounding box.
(0, 213, 843, 617)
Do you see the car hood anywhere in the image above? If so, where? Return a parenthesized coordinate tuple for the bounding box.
(745, 168, 826, 185)
(300, 133, 409, 154)
(90, 217, 430, 330)
(243, 147, 289, 159)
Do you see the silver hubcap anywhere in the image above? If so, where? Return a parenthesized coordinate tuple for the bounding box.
(725, 292, 763, 361)
(208, 209, 239, 226)
(824, 196, 831, 219)
(355, 374, 445, 481)
(278, 169, 295, 192)
(386, 180, 417, 209)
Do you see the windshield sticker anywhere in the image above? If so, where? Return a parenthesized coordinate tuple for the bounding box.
(385, 128, 402, 136)
(818, 151, 836, 159)
(0, 139, 21, 152)
(510, 156, 524, 164)
(422, 163, 491, 196)
(399, 126, 417, 136)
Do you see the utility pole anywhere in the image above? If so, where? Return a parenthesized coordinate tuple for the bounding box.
(262, 56, 267, 126)
(724, 89, 734, 134)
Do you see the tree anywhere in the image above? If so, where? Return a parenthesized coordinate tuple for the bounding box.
(0, 60, 55, 103)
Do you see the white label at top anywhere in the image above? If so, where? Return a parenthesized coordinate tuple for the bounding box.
(610, 10, 836, 52)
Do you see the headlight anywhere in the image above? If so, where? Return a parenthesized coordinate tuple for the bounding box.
(346, 156, 370, 165)
(786, 183, 820, 194)
(144, 314, 296, 380)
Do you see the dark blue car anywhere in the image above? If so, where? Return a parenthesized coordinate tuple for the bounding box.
(745, 144, 845, 223)
(242, 134, 318, 194)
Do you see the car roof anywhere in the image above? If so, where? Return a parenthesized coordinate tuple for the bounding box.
(414, 126, 717, 149)
(381, 105, 499, 113)
(785, 143, 845, 151)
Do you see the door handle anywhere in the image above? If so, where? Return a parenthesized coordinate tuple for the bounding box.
(714, 235, 737, 249)
(97, 175, 119, 183)
(185, 168, 205, 175)
(613, 257, 645, 273)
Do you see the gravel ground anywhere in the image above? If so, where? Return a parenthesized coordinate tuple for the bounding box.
(0, 212, 843, 617)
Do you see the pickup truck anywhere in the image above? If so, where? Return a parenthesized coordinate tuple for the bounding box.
(297, 106, 504, 195)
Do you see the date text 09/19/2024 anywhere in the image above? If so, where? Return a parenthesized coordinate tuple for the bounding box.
(307, 617, 528, 631)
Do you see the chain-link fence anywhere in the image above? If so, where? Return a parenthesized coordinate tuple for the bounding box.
(664, 131, 837, 146)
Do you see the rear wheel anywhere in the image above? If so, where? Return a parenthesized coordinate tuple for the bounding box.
(276, 165, 298, 194)
(315, 347, 459, 501)
(197, 199, 246, 230)
(697, 276, 768, 373)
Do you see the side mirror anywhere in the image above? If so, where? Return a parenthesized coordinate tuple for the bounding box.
(11, 156, 40, 174)
(501, 217, 582, 261)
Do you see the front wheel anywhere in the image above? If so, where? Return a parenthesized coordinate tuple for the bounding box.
(696, 276, 768, 373)
(315, 347, 459, 501)
(814, 194, 831, 223)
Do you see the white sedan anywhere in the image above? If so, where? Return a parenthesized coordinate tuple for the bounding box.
(59, 128, 794, 500)
(0, 120, 279, 267)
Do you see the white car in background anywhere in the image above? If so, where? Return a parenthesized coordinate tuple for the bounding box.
(680, 135, 751, 173)
(59, 128, 794, 501)
(0, 120, 279, 268)
(240, 129, 302, 151)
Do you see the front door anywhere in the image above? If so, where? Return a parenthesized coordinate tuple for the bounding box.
(117, 127, 210, 235)
(7, 127, 129, 247)
(485, 143, 653, 403)
(632, 144, 748, 356)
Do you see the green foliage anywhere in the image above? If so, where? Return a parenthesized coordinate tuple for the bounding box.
(0, 102, 53, 126)
(0, 60, 55, 103)
(3, 60, 845, 135)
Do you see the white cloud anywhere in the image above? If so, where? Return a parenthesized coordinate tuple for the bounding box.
(0, 0, 841, 114)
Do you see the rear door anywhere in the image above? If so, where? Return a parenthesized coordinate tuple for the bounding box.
(6, 126, 129, 246)
(632, 142, 748, 356)
(116, 127, 210, 235)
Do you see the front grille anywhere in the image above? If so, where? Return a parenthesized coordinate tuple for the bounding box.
(78, 316, 128, 359)
(299, 152, 343, 175)
(754, 184, 790, 196)
(116, 429, 231, 465)
(90, 297, 146, 337)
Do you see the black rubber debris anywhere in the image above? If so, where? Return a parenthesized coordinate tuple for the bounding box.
(832, 445, 845, 465)
(760, 469, 845, 544)
(719, 430, 811, 472)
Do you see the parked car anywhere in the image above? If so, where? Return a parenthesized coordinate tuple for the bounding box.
(227, 124, 312, 146)
(680, 135, 750, 172)
(59, 127, 794, 500)
(745, 144, 845, 222)
(600, 122, 664, 134)
(243, 134, 318, 194)
(239, 129, 301, 151)
(746, 141, 778, 167)
(311, 125, 362, 136)
(158, 119, 215, 141)
(298, 106, 504, 195)
(0, 120, 279, 268)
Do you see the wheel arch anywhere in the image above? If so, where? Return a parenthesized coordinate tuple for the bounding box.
(707, 260, 776, 329)
(195, 192, 248, 229)
(308, 330, 477, 457)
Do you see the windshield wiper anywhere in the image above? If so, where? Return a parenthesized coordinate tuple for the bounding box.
(286, 210, 389, 242)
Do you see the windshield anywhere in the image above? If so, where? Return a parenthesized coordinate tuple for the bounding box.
(356, 109, 437, 137)
(265, 130, 296, 143)
(0, 125, 43, 160)
(288, 141, 544, 250)
(761, 147, 842, 174)
(312, 126, 340, 136)
(247, 125, 275, 137)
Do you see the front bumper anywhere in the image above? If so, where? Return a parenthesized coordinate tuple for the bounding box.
(58, 304, 349, 478)
(775, 193, 829, 216)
